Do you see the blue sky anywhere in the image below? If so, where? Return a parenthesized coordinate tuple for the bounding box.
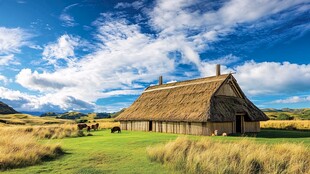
(0, 0, 309, 113)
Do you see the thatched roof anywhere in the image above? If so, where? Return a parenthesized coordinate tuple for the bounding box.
(115, 74, 268, 122)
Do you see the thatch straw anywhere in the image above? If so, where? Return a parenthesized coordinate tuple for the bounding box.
(116, 74, 268, 122)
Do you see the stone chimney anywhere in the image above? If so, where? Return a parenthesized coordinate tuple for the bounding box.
(216, 64, 221, 76)
(159, 76, 163, 85)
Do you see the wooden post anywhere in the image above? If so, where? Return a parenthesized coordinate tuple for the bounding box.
(159, 76, 163, 85)
(241, 115, 245, 133)
(216, 64, 221, 76)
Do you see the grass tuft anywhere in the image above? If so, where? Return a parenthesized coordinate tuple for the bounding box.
(0, 128, 64, 170)
(147, 137, 310, 174)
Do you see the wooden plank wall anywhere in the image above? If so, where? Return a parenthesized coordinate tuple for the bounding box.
(120, 122, 127, 130)
(244, 122, 260, 132)
(120, 121, 149, 131)
(120, 121, 259, 135)
(209, 122, 233, 135)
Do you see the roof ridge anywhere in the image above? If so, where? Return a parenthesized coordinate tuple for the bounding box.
(144, 78, 226, 93)
(155, 74, 230, 87)
(145, 74, 231, 91)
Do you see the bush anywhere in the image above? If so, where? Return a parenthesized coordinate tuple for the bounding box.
(94, 113, 111, 119)
(76, 119, 88, 123)
(277, 113, 293, 120)
(298, 114, 310, 120)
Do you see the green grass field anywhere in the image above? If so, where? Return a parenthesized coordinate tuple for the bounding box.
(2, 129, 310, 174)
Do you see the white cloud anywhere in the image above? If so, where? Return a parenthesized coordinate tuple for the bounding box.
(0, 75, 8, 84)
(200, 60, 310, 97)
(149, 0, 308, 50)
(14, 17, 174, 111)
(201, 62, 236, 77)
(0, 27, 31, 54)
(217, 0, 302, 25)
(234, 61, 310, 95)
(60, 14, 76, 27)
(114, 0, 144, 9)
(272, 96, 310, 104)
(16, 68, 75, 91)
(206, 54, 240, 65)
(0, 86, 94, 112)
(95, 102, 131, 113)
(8, 1, 309, 112)
(60, 4, 78, 27)
(42, 34, 80, 67)
(0, 86, 32, 101)
(15, 13, 215, 111)
(0, 54, 16, 66)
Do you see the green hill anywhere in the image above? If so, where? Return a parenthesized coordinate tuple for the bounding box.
(0, 101, 18, 114)
(57, 111, 87, 119)
(264, 108, 310, 120)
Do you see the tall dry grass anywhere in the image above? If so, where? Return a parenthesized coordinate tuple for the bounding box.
(22, 124, 83, 139)
(147, 137, 310, 174)
(94, 120, 120, 129)
(0, 128, 63, 170)
(0, 123, 88, 170)
(261, 120, 310, 130)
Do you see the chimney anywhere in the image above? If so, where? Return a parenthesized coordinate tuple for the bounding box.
(216, 64, 221, 76)
(158, 76, 163, 85)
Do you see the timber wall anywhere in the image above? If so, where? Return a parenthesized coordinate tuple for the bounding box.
(244, 121, 260, 132)
(119, 121, 257, 135)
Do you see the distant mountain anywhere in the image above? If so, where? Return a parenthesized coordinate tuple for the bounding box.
(110, 108, 126, 118)
(262, 108, 310, 112)
(21, 111, 45, 116)
(261, 108, 281, 112)
(57, 112, 87, 119)
(0, 101, 18, 114)
(40, 112, 58, 117)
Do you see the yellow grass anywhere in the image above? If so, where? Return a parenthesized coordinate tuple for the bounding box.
(92, 120, 120, 129)
(21, 124, 82, 139)
(147, 137, 310, 174)
(0, 114, 74, 125)
(0, 128, 63, 170)
(261, 120, 310, 130)
(0, 120, 119, 170)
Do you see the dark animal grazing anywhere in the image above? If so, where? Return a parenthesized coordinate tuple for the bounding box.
(77, 123, 88, 130)
(91, 123, 99, 131)
(111, 126, 121, 133)
(87, 126, 91, 132)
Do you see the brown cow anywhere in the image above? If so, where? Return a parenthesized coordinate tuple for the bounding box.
(87, 126, 91, 132)
(77, 123, 88, 130)
(91, 123, 99, 131)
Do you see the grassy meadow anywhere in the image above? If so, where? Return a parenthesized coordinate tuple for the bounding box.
(0, 113, 309, 173)
(0, 115, 119, 172)
(0, 128, 309, 174)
